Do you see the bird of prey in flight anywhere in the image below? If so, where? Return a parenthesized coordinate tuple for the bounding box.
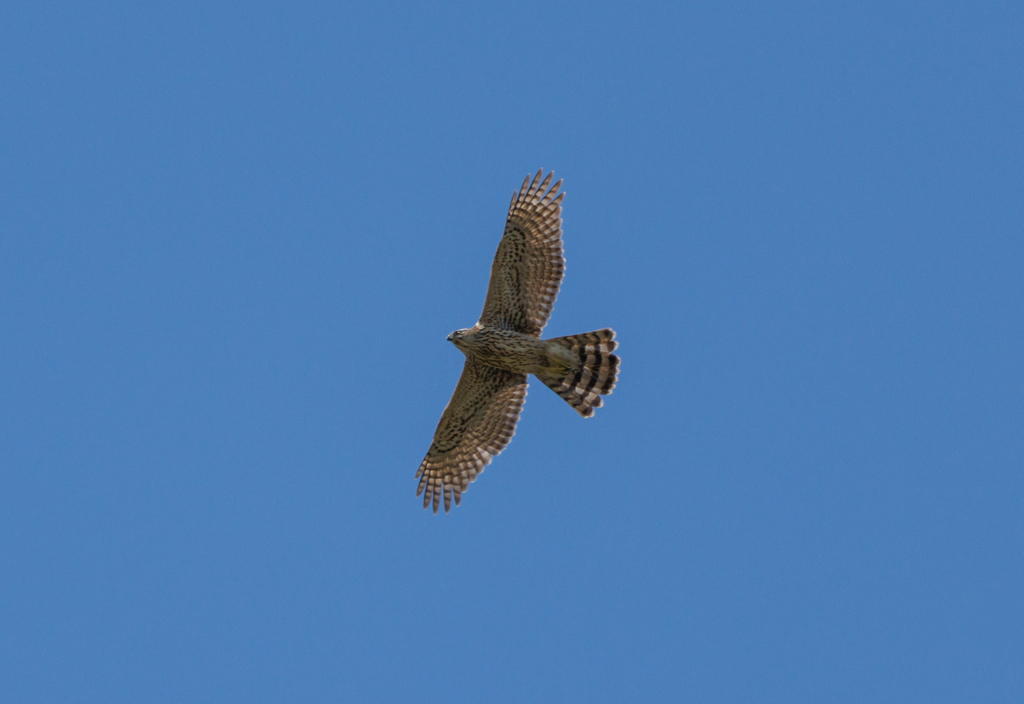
(416, 170, 620, 513)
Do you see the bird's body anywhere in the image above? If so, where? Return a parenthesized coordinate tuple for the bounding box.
(416, 170, 620, 513)
(449, 325, 572, 376)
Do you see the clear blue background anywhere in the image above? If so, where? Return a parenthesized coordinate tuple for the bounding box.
(2, 2, 1021, 701)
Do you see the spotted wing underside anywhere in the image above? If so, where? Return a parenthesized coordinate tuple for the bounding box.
(478, 170, 565, 337)
(416, 358, 528, 513)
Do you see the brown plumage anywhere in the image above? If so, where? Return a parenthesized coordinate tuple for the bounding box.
(536, 329, 619, 418)
(416, 170, 620, 513)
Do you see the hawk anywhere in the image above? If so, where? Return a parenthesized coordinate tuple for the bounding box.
(416, 170, 620, 513)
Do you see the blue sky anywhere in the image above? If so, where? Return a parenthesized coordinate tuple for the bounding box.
(2, 2, 1021, 701)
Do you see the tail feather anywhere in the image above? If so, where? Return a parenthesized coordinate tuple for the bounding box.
(539, 329, 620, 417)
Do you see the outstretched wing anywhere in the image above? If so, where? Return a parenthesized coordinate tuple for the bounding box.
(478, 170, 565, 337)
(416, 358, 529, 513)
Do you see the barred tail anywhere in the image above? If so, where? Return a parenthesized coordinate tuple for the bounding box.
(538, 329, 620, 417)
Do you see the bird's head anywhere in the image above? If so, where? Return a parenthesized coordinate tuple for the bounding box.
(447, 328, 471, 350)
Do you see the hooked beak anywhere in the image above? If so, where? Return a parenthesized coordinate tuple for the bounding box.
(446, 333, 454, 342)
